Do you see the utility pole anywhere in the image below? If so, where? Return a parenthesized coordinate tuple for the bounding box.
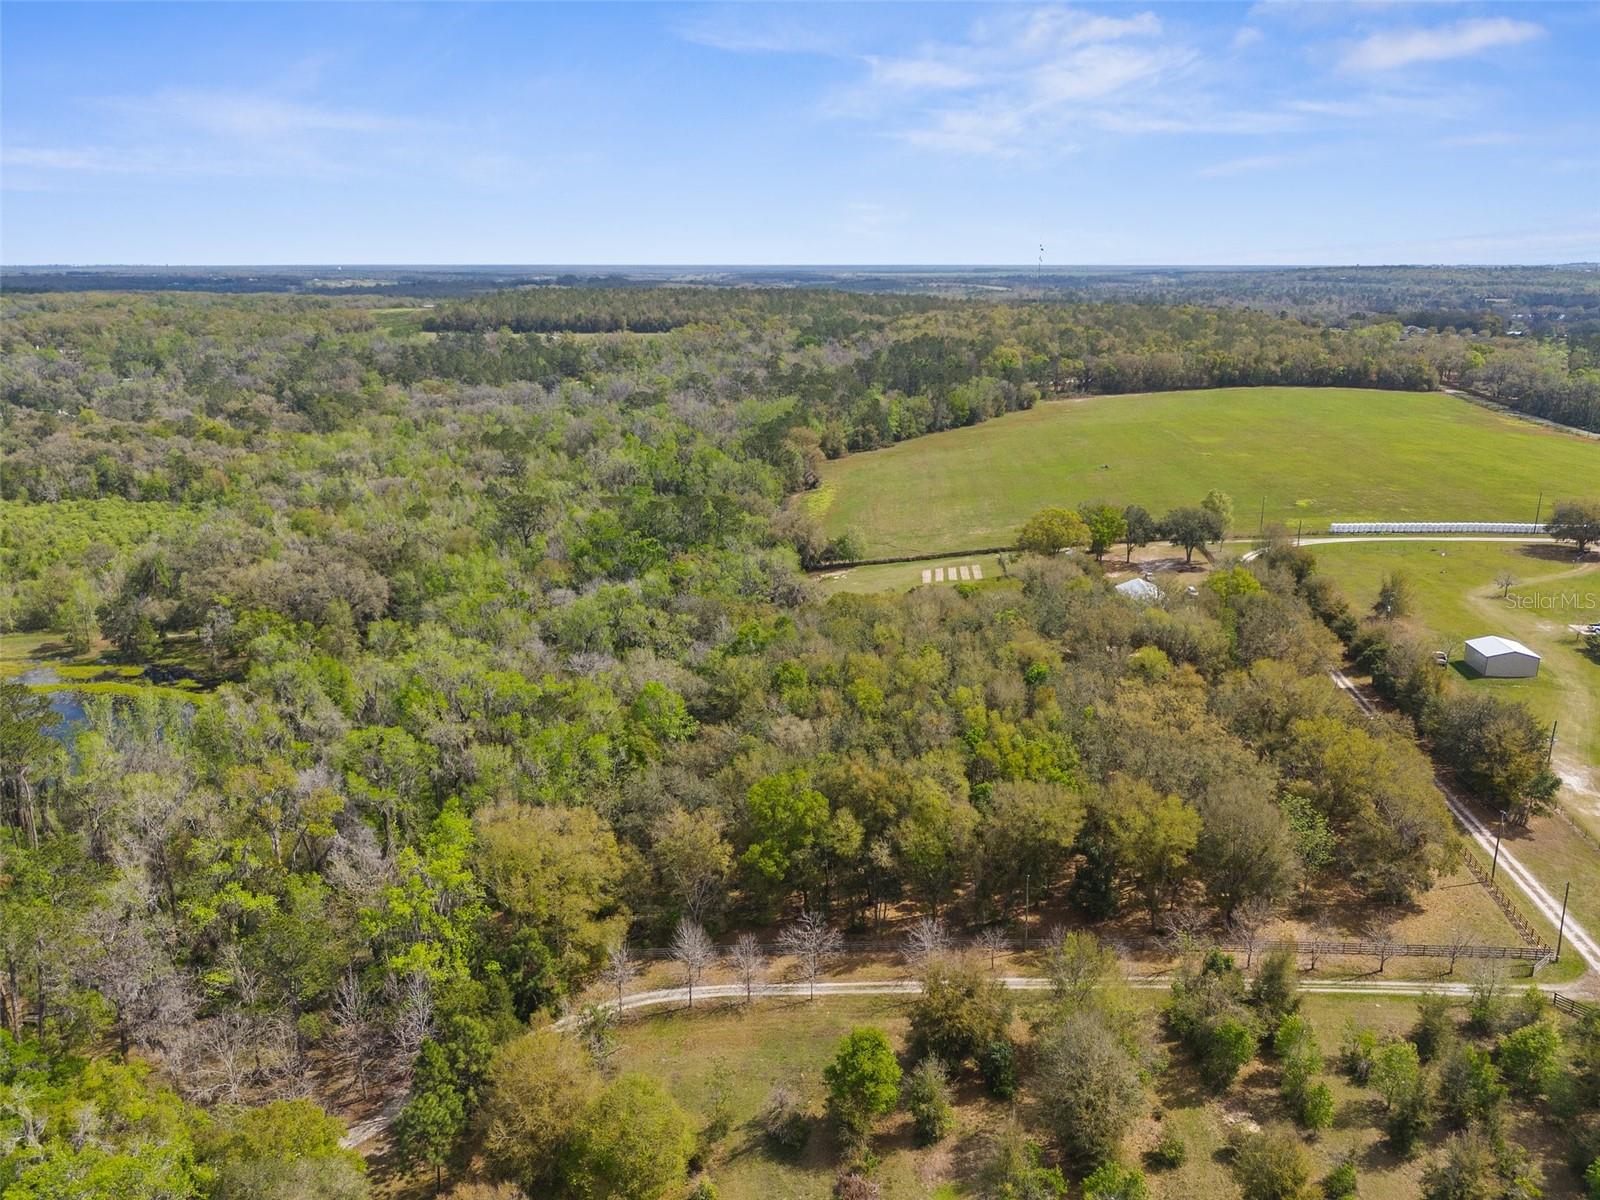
(1547, 721, 1557, 768)
(1534, 491, 1543, 527)
(1492, 812, 1505, 881)
(1555, 882, 1571, 961)
(1296, 519, 1303, 547)
(1258, 497, 1266, 536)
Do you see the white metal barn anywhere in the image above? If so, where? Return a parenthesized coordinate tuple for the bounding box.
(1463, 635, 1541, 678)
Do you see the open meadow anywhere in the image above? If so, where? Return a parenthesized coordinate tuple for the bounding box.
(809, 387, 1600, 559)
(1307, 540, 1600, 819)
(609, 991, 1590, 1200)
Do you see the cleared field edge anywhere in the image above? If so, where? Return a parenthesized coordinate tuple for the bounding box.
(810, 386, 1600, 558)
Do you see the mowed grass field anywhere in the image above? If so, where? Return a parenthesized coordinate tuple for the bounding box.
(809, 387, 1600, 558)
(1308, 538, 1600, 942)
(614, 992, 1587, 1200)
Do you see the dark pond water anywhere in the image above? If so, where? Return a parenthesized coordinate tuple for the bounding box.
(17, 666, 91, 735)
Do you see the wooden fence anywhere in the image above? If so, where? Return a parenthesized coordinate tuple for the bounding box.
(1461, 851, 1556, 958)
(1553, 993, 1598, 1020)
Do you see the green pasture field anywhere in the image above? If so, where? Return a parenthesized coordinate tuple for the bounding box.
(1308, 539, 1599, 804)
(813, 553, 1012, 597)
(808, 387, 1600, 559)
(612, 991, 1587, 1200)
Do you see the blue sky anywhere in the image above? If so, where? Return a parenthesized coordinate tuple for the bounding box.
(3, 1, 1597, 265)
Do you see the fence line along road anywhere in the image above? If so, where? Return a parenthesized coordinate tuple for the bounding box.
(633, 932, 1547, 966)
(562, 975, 1590, 1028)
(1330, 666, 1600, 974)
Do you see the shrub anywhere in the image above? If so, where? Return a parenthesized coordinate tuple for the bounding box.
(1249, 947, 1301, 1022)
(1300, 1083, 1334, 1134)
(1082, 1161, 1149, 1200)
(979, 1123, 1067, 1200)
(1321, 1156, 1357, 1199)
(689, 1180, 718, 1200)
(824, 1028, 902, 1143)
(1411, 994, 1455, 1064)
(758, 1085, 809, 1152)
(977, 1038, 1018, 1101)
(1033, 1009, 1146, 1168)
(1497, 1018, 1561, 1097)
(833, 1173, 880, 1200)
(1229, 1126, 1314, 1200)
(1586, 1157, 1600, 1200)
(1146, 1131, 1187, 1171)
(1339, 1021, 1378, 1084)
(1371, 1040, 1430, 1153)
(905, 1058, 956, 1147)
(1436, 1042, 1505, 1129)
(908, 962, 1012, 1069)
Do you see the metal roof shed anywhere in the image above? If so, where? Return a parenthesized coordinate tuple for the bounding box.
(1463, 635, 1541, 678)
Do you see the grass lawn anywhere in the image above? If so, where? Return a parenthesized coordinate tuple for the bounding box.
(813, 554, 1013, 597)
(1307, 539, 1600, 835)
(611, 991, 1588, 1200)
(809, 387, 1600, 559)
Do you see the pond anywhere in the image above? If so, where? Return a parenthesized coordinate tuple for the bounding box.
(16, 666, 91, 734)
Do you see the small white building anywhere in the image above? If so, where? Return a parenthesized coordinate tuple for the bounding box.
(1463, 635, 1541, 678)
(1115, 577, 1160, 604)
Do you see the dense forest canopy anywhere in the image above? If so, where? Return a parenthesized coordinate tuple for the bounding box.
(0, 283, 1591, 1199)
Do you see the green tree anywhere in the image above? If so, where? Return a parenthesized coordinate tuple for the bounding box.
(197, 1099, 368, 1200)
(908, 960, 1012, 1068)
(1158, 507, 1224, 565)
(1101, 776, 1200, 929)
(823, 1027, 903, 1142)
(1034, 1010, 1145, 1168)
(1371, 1039, 1431, 1152)
(1202, 490, 1235, 537)
(1078, 503, 1129, 562)
(741, 769, 830, 904)
(1372, 571, 1415, 619)
(568, 1073, 696, 1200)
(1497, 1017, 1561, 1096)
(0, 679, 60, 849)
(394, 1046, 466, 1193)
(481, 1031, 600, 1194)
(1548, 498, 1600, 554)
(1121, 505, 1157, 563)
(905, 1056, 956, 1146)
(1017, 507, 1091, 557)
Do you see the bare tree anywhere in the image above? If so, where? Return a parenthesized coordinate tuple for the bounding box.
(1445, 924, 1475, 976)
(1365, 912, 1400, 974)
(599, 942, 640, 1013)
(901, 916, 951, 972)
(332, 969, 379, 1100)
(670, 919, 718, 1010)
(972, 927, 1010, 973)
(779, 912, 842, 1001)
(1160, 903, 1213, 957)
(1496, 572, 1517, 600)
(729, 933, 768, 1005)
(385, 971, 435, 1058)
(575, 1003, 619, 1073)
(1228, 896, 1275, 969)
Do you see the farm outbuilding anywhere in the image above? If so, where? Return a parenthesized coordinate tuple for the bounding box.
(1463, 635, 1541, 678)
(1115, 577, 1160, 604)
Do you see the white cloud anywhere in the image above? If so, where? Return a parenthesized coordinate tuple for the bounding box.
(1341, 17, 1543, 73)
(1196, 153, 1302, 178)
(1232, 26, 1265, 51)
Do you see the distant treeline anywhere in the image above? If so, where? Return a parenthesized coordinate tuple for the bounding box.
(2, 287, 1596, 514)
